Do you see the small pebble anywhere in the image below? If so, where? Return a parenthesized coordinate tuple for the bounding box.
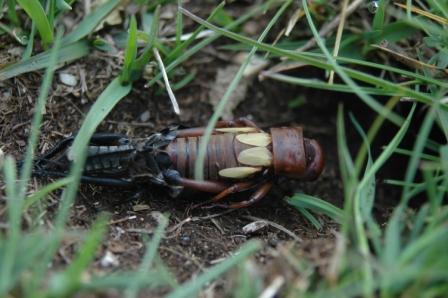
(180, 235, 191, 246)
(242, 220, 268, 234)
(140, 110, 151, 122)
(59, 73, 77, 87)
(100, 251, 119, 267)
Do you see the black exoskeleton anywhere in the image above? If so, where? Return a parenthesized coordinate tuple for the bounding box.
(30, 126, 181, 194)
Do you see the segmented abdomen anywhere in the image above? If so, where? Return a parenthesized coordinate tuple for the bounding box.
(165, 134, 253, 180)
(82, 145, 136, 174)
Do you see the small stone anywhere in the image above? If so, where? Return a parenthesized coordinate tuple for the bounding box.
(132, 204, 150, 212)
(242, 221, 268, 234)
(59, 73, 77, 87)
(139, 110, 150, 122)
(100, 251, 119, 267)
(180, 235, 191, 246)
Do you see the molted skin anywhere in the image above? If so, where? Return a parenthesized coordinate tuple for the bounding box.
(165, 133, 253, 180)
(270, 127, 324, 180)
(29, 119, 325, 209)
(166, 127, 324, 181)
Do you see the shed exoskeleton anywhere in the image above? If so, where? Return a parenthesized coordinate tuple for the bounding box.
(30, 118, 324, 208)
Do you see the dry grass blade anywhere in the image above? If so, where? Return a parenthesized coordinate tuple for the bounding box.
(153, 48, 180, 115)
(328, 0, 350, 84)
(371, 44, 447, 77)
(296, 0, 364, 52)
(394, 2, 448, 25)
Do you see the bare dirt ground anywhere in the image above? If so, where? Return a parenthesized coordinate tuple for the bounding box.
(0, 2, 404, 295)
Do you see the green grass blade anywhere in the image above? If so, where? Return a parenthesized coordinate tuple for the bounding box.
(0, 31, 61, 295)
(294, 207, 323, 230)
(23, 177, 72, 210)
(0, 157, 18, 294)
(401, 106, 437, 203)
(26, 77, 132, 295)
(349, 113, 375, 217)
(16, 0, 53, 46)
(301, 0, 401, 127)
(287, 194, 344, 223)
(165, 1, 225, 63)
(0, 40, 89, 81)
(263, 72, 406, 96)
(372, 0, 386, 32)
(22, 22, 37, 60)
(336, 104, 356, 201)
(175, 0, 183, 45)
(147, 1, 274, 87)
(133, 6, 160, 77)
(6, 0, 20, 26)
(17, 30, 62, 200)
(357, 104, 416, 198)
(121, 15, 138, 84)
(48, 215, 109, 297)
(193, 0, 292, 181)
(126, 215, 170, 298)
(61, 0, 120, 45)
(181, 9, 442, 112)
(166, 241, 261, 298)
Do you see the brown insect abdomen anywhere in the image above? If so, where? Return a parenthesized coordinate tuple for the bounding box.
(165, 134, 253, 180)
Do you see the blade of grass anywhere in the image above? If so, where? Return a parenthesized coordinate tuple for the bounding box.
(133, 6, 160, 76)
(48, 215, 109, 297)
(23, 177, 73, 210)
(6, 0, 20, 26)
(121, 15, 138, 84)
(61, 0, 120, 45)
(153, 47, 180, 114)
(21, 22, 37, 60)
(302, 0, 401, 128)
(354, 96, 401, 173)
(175, 0, 183, 46)
(181, 9, 443, 110)
(0, 30, 61, 295)
(26, 77, 132, 296)
(126, 215, 170, 298)
(0, 157, 18, 294)
(165, 1, 225, 63)
(193, 0, 293, 181)
(166, 240, 261, 298)
(0, 40, 89, 81)
(147, 0, 276, 88)
(287, 194, 344, 223)
(401, 105, 437, 203)
(16, 0, 53, 46)
(262, 72, 407, 96)
(295, 207, 323, 230)
(328, 0, 349, 84)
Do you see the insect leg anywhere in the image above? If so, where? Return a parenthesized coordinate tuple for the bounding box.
(175, 117, 262, 137)
(211, 181, 273, 209)
(216, 117, 261, 130)
(175, 177, 228, 193)
(89, 133, 130, 145)
(193, 181, 256, 209)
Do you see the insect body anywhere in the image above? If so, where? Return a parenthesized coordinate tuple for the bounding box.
(31, 118, 324, 208)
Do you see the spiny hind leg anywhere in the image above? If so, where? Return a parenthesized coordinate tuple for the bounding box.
(210, 181, 273, 209)
(193, 181, 256, 209)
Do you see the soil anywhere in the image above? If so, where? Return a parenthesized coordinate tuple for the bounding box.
(0, 2, 408, 296)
